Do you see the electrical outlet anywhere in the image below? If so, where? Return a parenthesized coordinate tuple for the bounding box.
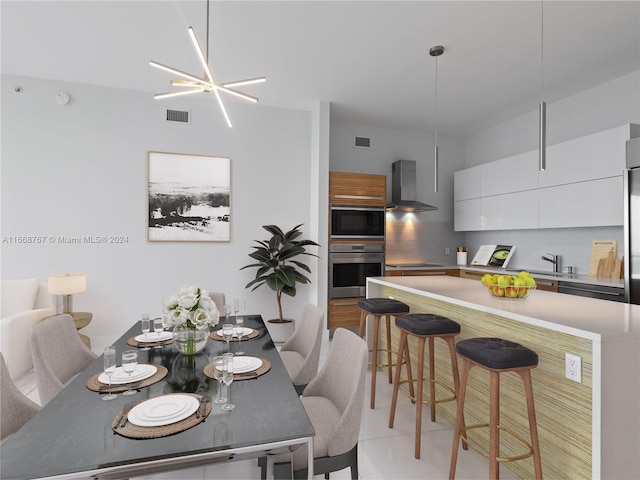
(565, 353, 581, 383)
(445, 247, 451, 255)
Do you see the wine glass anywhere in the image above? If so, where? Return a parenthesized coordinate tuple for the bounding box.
(222, 323, 234, 353)
(225, 304, 232, 323)
(140, 315, 151, 350)
(121, 350, 138, 396)
(102, 346, 117, 401)
(222, 354, 235, 411)
(213, 356, 227, 404)
(235, 316, 245, 355)
(233, 298, 240, 322)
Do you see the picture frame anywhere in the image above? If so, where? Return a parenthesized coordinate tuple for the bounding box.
(147, 151, 231, 242)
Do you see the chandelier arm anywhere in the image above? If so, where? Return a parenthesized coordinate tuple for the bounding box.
(149, 61, 216, 89)
(214, 85, 259, 103)
(188, 27, 215, 84)
(154, 88, 205, 99)
(213, 88, 233, 127)
(222, 77, 267, 88)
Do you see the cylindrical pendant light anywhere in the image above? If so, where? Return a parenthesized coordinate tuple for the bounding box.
(539, 1, 546, 171)
(430, 45, 444, 192)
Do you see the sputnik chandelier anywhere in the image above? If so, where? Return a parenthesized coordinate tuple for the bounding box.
(150, 1, 265, 127)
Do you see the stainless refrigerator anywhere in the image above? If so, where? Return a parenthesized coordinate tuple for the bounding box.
(624, 137, 640, 304)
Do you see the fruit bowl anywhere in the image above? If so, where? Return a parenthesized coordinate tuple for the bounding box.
(481, 282, 536, 300)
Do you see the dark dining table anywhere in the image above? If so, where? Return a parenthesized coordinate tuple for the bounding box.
(0, 315, 315, 479)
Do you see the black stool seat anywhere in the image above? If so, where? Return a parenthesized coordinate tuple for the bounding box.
(456, 337, 538, 370)
(396, 313, 461, 336)
(358, 298, 410, 314)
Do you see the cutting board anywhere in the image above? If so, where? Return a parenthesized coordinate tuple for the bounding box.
(589, 240, 617, 276)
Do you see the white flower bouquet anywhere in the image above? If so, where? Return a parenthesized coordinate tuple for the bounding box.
(162, 285, 220, 330)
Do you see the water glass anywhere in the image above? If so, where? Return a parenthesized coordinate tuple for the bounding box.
(222, 354, 235, 411)
(153, 318, 164, 336)
(235, 316, 245, 355)
(102, 346, 117, 401)
(141, 315, 151, 350)
(213, 356, 227, 404)
(222, 323, 234, 352)
(121, 350, 138, 396)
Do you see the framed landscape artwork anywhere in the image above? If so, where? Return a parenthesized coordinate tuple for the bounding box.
(147, 151, 231, 242)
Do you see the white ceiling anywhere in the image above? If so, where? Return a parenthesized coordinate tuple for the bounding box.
(2, 1, 639, 137)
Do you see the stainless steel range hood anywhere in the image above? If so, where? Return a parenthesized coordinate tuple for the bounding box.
(385, 160, 438, 212)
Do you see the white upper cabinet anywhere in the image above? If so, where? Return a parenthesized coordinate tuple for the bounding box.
(481, 190, 538, 230)
(481, 150, 538, 196)
(454, 123, 638, 231)
(538, 176, 623, 228)
(454, 166, 481, 201)
(539, 124, 639, 188)
(454, 198, 482, 231)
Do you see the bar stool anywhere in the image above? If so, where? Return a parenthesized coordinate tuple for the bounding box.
(449, 337, 543, 480)
(358, 298, 409, 409)
(388, 313, 462, 459)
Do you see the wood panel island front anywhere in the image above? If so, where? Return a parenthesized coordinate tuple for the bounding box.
(366, 275, 639, 480)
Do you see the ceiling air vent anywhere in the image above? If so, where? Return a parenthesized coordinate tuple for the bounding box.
(165, 109, 190, 125)
(354, 136, 371, 149)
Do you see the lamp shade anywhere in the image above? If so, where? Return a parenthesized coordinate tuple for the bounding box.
(48, 273, 87, 295)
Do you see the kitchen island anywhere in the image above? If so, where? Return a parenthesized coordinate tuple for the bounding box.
(367, 275, 639, 479)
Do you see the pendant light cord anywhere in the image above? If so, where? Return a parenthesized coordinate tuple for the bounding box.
(206, 0, 210, 63)
(539, 0, 547, 171)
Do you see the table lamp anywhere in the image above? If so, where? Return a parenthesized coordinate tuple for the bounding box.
(48, 273, 87, 314)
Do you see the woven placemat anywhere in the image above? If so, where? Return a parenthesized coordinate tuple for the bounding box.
(126, 336, 173, 348)
(86, 364, 168, 393)
(210, 328, 259, 342)
(203, 358, 271, 381)
(111, 393, 211, 439)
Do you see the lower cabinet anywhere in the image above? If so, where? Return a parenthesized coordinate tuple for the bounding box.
(327, 298, 362, 330)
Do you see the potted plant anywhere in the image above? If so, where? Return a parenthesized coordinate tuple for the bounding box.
(241, 224, 319, 341)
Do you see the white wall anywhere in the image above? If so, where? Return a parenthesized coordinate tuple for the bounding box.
(460, 70, 640, 274)
(329, 122, 466, 264)
(1, 75, 320, 351)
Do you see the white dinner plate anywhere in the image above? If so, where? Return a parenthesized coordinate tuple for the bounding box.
(128, 394, 200, 427)
(135, 331, 173, 343)
(215, 327, 253, 338)
(214, 356, 262, 374)
(98, 364, 157, 384)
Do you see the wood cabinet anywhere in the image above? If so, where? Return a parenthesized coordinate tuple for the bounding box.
(329, 171, 386, 206)
(327, 171, 387, 330)
(386, 269, 460, 277)
(328, 298, 362, 330)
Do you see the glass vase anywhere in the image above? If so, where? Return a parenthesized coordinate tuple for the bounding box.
(173, 325, 208, 355)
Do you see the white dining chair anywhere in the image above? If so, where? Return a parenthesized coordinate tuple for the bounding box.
(208, 292, 226, 314)
(1, 353, 41, 443)
(279, 303, 324, 394)
(264, 328, 368, 479)
(30, 314, 98, 405)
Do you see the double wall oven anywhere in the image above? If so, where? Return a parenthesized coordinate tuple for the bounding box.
(329, 244, 384, 299)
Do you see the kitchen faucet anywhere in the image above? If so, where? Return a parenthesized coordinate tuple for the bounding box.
(541, 253, 560, 273)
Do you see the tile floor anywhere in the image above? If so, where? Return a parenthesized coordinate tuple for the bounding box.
(21, 330, 521, 479)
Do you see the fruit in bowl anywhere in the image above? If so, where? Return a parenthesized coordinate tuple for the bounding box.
(481, 271, 536, 299)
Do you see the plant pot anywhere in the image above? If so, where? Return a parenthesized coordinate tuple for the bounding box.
(266, 318, 295, 344)
(173, 325, 208, 355)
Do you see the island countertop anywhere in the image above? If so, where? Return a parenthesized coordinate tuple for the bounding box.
(368, 275, 639, 341)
